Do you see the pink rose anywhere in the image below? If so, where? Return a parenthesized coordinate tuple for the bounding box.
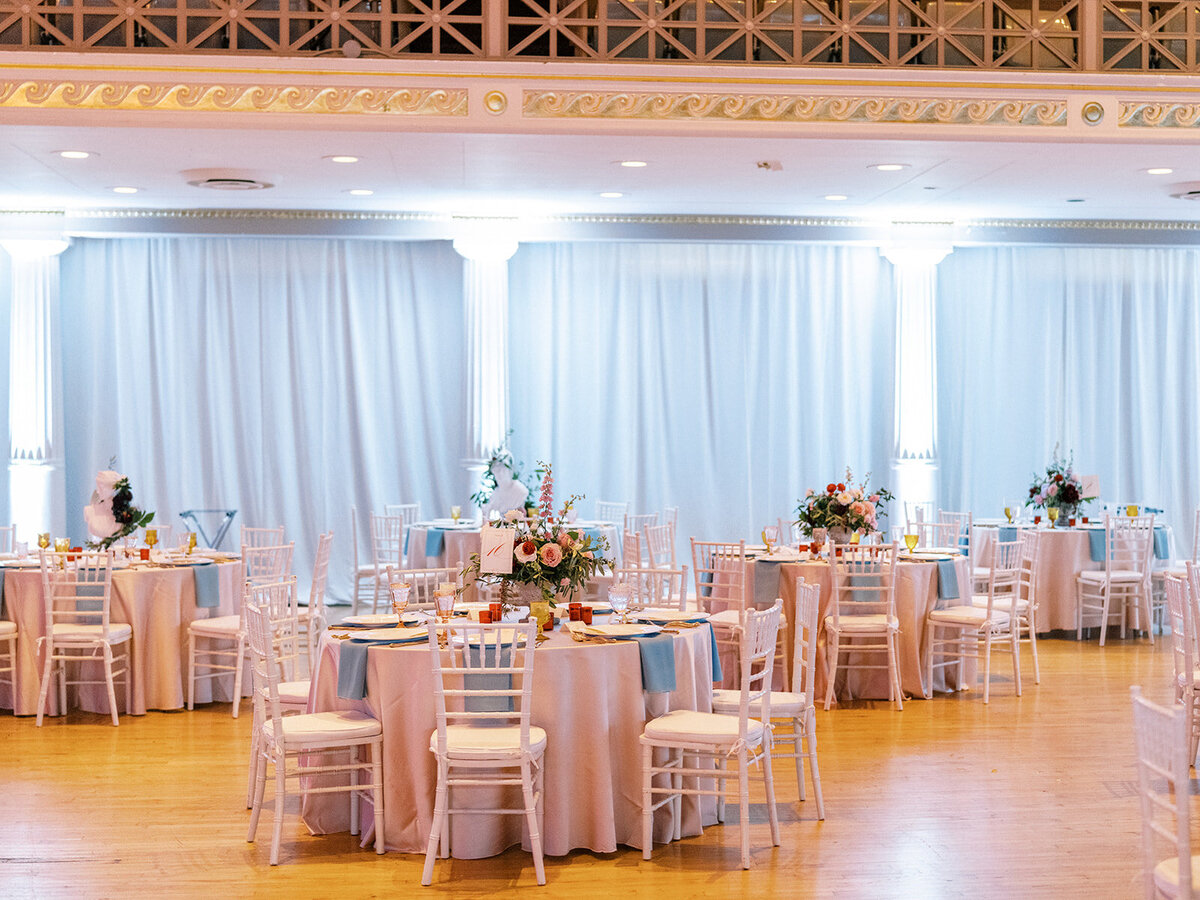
(539, 543, 563, 567)
(1047, 483, 1059, 498)
(868, 494, 880, 504)
(515, 540, 538, 563)
(558, 532, 572, 548)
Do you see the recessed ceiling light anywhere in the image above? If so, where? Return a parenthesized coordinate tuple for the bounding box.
(348, 189, 374, 196)
(57, 150, 93, 159)
(1146, 167, 1174, 175)
(599, 191, 624, 198)
(618, 160, 648, 168)
(824, 194, 849, 201)
(872, 164, 908, 172)
(111, 186, 139, 194)
(325, 155, 359, 164)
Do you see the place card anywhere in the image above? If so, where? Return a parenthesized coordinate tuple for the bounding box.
(479, 525, 515, 575)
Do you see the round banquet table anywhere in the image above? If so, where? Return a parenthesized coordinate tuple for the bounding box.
(972, 525, 1173, 633)
(302, 622, 717, 857)
(731, 554, 973, 702)
(0, 557, 242, 716)
(405, 520, 623, 570)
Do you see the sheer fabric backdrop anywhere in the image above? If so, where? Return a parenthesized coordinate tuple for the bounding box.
(58, 237, 466, 601)
(507, 242, 897, 555)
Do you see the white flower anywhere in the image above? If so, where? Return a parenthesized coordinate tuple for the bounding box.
(837, 491, 854, 506)
(503, 508, 520, 523)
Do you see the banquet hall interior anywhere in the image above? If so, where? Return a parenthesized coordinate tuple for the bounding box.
(4, 1, 1200, 896)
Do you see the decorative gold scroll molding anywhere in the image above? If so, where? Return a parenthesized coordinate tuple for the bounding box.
(0, 79, 468, 116)
(1119, 102, 1200, 128)
(522, 91, 1068, 126)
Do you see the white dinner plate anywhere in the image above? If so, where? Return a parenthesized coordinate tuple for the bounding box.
(635, 609, 709, 625)
(342, 613, 400, 627)
(570, 621, 662, 639)
(902, 551, 957, 561)
(0, 558, 40, 568)
(349, 626, 427, 644)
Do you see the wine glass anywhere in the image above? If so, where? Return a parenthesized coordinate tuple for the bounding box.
(1003, 504, 1015, 524)
(451, 505, 462, 524)
(903, 533, 919, 555)
(187, 531, 197, 555)
(762, 526, 779, 555)
(608, 584, 631, 625)
(390, 582, 411, 620)
(144, 528, 158, 551)
(1047, 507, 1059, 528)
(54, 537, 69, 553)
(37, 532, 50, 551)
(433, 588, 455, 624)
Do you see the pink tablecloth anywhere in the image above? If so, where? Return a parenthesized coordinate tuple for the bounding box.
(302, 624, 716, 857)
(731, 556, 971, 702)
(0, 560, 242, 716)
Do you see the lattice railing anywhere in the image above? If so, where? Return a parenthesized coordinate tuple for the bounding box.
(4, 0, 1200, 70)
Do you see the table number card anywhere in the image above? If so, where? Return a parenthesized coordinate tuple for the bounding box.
(479, 525, 515, 575)
(1080, 475, 1100, 499)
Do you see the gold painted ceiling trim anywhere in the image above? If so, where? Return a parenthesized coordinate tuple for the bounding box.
(0, 79, 467, 115)
(522, 90, 1068, 126)
(1119, 101, 1200, 128)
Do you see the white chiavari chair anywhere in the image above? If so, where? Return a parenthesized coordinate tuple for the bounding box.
(386, 566, 461, 612)
(300, 531, 333, 669)
(623, 530, 646, 570)
(241, 525, 285, 551)
(824, 542, 901, 711)
(691, 539, 747, 671)
(644, 522, 677, 569)
(245, 599, 385, 865)
(349, 506, 377, 615)
(1077, 514, 1155, 645)
(0, 524, 14, 553)
(641, 602, 782, 869)
(422, 619, 544, 885)
(367, 513, 405, 613)
(596, 500, 629, 524)
(1167, 572, 1200, 768)
(625, 512, 659, 537)
(35, 549, 129, 726)
(613, 565, 689, 611)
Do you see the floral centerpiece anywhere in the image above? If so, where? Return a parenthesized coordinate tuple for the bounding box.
(796, 469, 893, 542)
(1025, 451, 1094, 518)
(462, 463, 610, 626)
(83, 467, 154, 550)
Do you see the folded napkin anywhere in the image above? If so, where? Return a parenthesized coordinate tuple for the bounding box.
(707, 623, 723, 683)
(337, 635, 422, 700)
(753, 559, 784, 608)
(998, 526, 1018, 542)
(192, 562, 221, 609)
(1155, 527, 1170, 560)
(632, 633, 677, 693)
(76, 577, 105, 613)
(1088, 526, 1170, 561)
(425, 528, 446, 559)
(465, 643, 514, 713)
(936, 559, 960, 601)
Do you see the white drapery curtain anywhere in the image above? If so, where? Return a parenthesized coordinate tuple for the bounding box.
(506, 242, 898, 551)
(937, 246, 1200, 549)
(57, 237, 466, 601)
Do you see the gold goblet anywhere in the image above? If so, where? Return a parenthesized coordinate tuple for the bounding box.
(37, 532, 50, 550)
(1047, 507, 1059, 528)
(903, 533, 919, 555)
(1003, 506, 1015, 524)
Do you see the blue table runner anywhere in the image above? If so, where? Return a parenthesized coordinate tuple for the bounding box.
(1086, 526, 1170, 562)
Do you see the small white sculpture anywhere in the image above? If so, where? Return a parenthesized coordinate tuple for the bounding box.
(482, 461, 529, 522)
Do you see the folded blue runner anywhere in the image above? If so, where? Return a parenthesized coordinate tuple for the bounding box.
(425, 528, 446, 559)
(707, 623, 723, 683)
(998, 526, 1018, 542)
(753, 559, 784, 608)
(465, 643, 514, 712)
(337, 636, 423, 700)
(632, 633, 677, 693)
(192, 563, 221, 608)
(936, 559, 960, 601)
(1087, 526, 1170, 562)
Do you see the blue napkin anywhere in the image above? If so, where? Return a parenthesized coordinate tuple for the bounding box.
(402, 529, 409, 556)
(337, 635, 423, 700)
(1154, 527, 1170, 560)
(998, 526, 1018, 542)
(192, 562, 221, 608)
(698, 570, 713, 599)
(936, 559, 960, 601)
(632, 633, 677, 693)
(753, 560, 781, 608)
(425, 528, 446, 558)
(707, 623, 723, 684)
(957, 533, 970, 557)
(465, 642, 514, 713)
(1087, 526, 1171, 561)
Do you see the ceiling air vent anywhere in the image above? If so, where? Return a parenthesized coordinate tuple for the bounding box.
(181, 168, 276, 191)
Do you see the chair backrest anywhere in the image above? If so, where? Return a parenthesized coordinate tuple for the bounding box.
(827, 542, 898, 628)
(0, 524, 14, 554)
(369, 513, 405, 569)
(40, 549, 116, 635)
(790, 579, 820, 698)
(426, 620, 538, 757)
(662, 506, 679, 528)
(384, 503, 422, 536)
(243, 542, 294, 582)
(386, 566, 461, 610)
(979, 538, 1021, 615)
(613, 565, 689, 611)
(1017, 528, 1040, 610)
(904, 501, 934, 532)
(241, 525, 285, 551)
(248, 576, 302, 681)
(937, 510, 973, 556)
(625, 512, 659, 536)
(309, 531, 334, 613)
(732, 602, 782, 736)
(244, 599, 288, 742)
(910, 520, 960, 550)
(1103, 514, 1155, 584)
(1130, 685, 1193, 899)
(644, 523, 677, 568)
(1166, 574, 1193, 694)
(691, 539, 746, 616)
(596, 500, 628, 524)
(1191, 508, 1200, 564)
(622, 531, 645, 569)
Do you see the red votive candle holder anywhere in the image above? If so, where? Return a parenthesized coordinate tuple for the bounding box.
(1034, 515, 1042, 525)
(1068, 517, 1077, 527)
(140, 548, 150, 560)
(478, 608, 492, 624)
(1082, 516, 1090, 524)
(581, 607, 593, 625)
(569, 602, 582, 621)
(489, 602, 502, 620)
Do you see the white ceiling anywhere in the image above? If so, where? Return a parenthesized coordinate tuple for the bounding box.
(3, 120, 1200, 224)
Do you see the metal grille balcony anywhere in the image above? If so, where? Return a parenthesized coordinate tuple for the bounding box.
(3, 0, 1200, 71)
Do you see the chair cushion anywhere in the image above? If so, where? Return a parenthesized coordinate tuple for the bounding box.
(642, 708, 764, 747)
(711, 688, 807, 718)
(429, 723, 547, 758)
(824, 613, 899, 633)
(708, 609, 742, 628)
(278, 680, 311, 706)
(1155, 854, 1200, 896)
(49, 622, 132, 643)
(188, 615, 241, 637)
(267, 709, 382, 743)
(929, 605, 1009, 627)
(1078, 570, 1144, 583)
(0, 620, 16, 636)
(356, 565, 378, 577)
(970, 595, 1029, 613)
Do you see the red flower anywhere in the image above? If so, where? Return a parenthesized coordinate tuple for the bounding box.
(826, 483, 837, 494)
(836, 483, 846, 492)
(1054, 473, 1063, 483)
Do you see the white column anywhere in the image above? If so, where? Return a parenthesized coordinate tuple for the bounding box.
(3, 239, 71, 541)
(453, 233, 519, 510)
(881, 243, 952, 529)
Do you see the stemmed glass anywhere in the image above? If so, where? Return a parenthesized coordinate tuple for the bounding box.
(390, 582, 411, 621)
(450, 506, 462, 524)
(903, 533, 919, 555)
(608, 584, 632, 625)
(1047, 507, 1059, 528)
(187, 531, 197, 555)
(433, 587, 456, 624)
(762, 526, 779, 555)
(144, 528, 158, 552)
(1003, 503, 1015, 524)
(37, 532, 50, 552)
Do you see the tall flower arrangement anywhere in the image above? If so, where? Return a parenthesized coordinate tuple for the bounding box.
(463, 463, 610, 605)
(1026, 451, 1094, 517)
(795, 469, 893, 536)
(83, 468, 154, 550)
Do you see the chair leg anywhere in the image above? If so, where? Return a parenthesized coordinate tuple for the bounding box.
(888, 633, 903, 711)
(1011, 625, 1022, 697)
(805, 709, 825, 820)
(791, 723, 806, 802)
(349, 746, 360, 837)
(247, 746, 268, 841)
(187, 633, 197, 710)
(761, 741, 780, 847)
(738, 749, 751, 869)
(101, 644, 120, 726)
(981, 630, 992, 704)
(246, 721, 260, 809)
(641, 743, 654, 860)
(59, 655, 67, 713)
(36, 640, 53, 727)
(671, 751, 683, 843)
(422, 759, 448, 885)
(823, 632, 839, 711)
(371, 746, 386, 854)
(1027, 613, 1041, 684)
(270, 751, 286, 865)
(522, 758, 546, 885)
(231, 636, 245, 719)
